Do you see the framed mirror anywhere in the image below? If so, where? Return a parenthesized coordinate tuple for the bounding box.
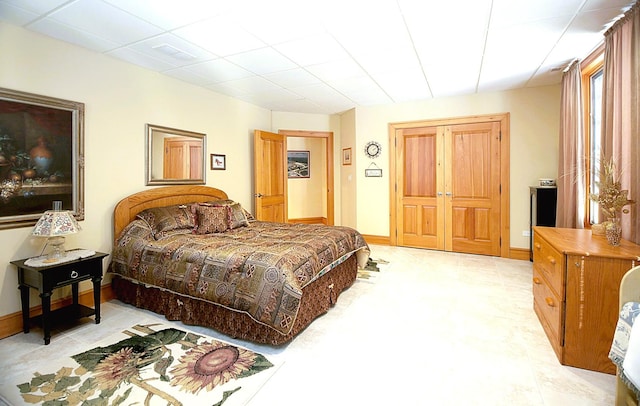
(146, 124, 205, 185)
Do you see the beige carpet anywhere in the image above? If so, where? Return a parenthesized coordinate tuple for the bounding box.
(1, 323, 282, 406)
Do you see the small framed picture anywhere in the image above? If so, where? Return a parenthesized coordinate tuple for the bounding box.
(210, 154, 226, 170)
(287, 150, 310, 178)
(342, 147, 352, 165)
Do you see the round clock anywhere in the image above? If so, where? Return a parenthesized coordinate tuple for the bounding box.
(364, 141, 381, 159)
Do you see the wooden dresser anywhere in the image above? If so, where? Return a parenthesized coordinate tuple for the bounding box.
(532, 227, 640, 374)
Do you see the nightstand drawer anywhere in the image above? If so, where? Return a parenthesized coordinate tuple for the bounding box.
(532, 232, 564, 297)
(48, 266, 92, 287)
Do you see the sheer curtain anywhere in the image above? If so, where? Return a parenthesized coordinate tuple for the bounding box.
(556, 61, 585, 228)
(602, 1, 639, 243)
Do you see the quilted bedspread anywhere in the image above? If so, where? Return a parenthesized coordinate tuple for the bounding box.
(109, 220, 369, 335)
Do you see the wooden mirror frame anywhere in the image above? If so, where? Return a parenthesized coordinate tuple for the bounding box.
(145, 124, 206, 185)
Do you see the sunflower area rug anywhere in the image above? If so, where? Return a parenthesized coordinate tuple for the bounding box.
(0, 324, 282, 406)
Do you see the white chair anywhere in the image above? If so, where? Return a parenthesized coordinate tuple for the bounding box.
(616, 265, 640, 406)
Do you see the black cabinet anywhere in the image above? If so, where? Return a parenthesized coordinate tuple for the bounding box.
(529, 186, 557, 260)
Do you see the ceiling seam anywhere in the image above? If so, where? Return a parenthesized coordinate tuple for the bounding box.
(395, 0, 433, 99)
(475, 0, 494, 93)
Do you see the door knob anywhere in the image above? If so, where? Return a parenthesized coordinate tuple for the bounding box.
(445, 192, 453, 197)
(254, 193, 263, 198)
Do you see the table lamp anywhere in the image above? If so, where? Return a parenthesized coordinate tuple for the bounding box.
(32, 201, 81, 262)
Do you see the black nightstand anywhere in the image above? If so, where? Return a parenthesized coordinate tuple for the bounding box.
(11, 251, 108, 345)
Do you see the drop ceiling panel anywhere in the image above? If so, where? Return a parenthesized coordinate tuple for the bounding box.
(125, 33, 216, 67)
(173, 17, 265, 57)
(226, 47, 298, 75)
(28, 18, 120, 52)
(40, 0, 162, 47)
(273, 34, 350, 67)
(175, 59, 253, 84)
(103, 0, 229, 30)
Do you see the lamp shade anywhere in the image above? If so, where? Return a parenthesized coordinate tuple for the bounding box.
(32, 210, 81, 237)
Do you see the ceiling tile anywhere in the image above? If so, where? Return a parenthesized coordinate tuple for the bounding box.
(263, 68, 322, 88)
(226, 47, 298, 75)
(173, 17, 265, 57)
(274, 34, 349, 67)
(490, 0, 584, 27)
(125, 33, 215, 67)
(305, 59, 366, 82)
(28, 17, 119, 52)
(103, 0, 228, 30)
(106, 47, 177, 72)
(0, 2, 41, 25)
(371, 69, 432, 102)
(221, 75, 282, 94)
(0, 0, 68, 16)
(43, 0, 162, 47)
(177, 59, 253, 84)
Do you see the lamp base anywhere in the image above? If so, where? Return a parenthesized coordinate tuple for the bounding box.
(44, 236, 67, 263)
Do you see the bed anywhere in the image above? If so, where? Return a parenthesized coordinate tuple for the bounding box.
(108, 185, 369, 345)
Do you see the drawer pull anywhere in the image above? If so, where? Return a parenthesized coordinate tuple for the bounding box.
(533, 277, 542, 285)
(70, 271, 78, 279)
(547, 256, 556, 265)
(545, 297, 555, 307)
(535, 243, 541, 250)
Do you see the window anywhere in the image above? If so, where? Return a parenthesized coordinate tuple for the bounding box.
(581, 47, 604, 225)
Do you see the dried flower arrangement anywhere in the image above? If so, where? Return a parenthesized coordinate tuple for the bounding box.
(589, 158, 635, 245)
(589, 158, 635, 218)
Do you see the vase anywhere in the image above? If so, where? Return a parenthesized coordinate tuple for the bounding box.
(606, 217, 622, 246)
(29, 136, 53, 175)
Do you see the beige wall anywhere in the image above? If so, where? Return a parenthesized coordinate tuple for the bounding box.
(351, 86, 561, 248)
(340, 109, 357, 229)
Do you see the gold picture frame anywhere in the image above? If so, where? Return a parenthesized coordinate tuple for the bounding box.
(342, 147, 352, 165)
(0, 87, 84, 229)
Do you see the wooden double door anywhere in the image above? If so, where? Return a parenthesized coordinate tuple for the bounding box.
(390, 114, 509, 257)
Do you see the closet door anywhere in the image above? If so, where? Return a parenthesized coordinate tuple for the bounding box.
(394, 120, 502, 256)
(445, 122, 501, 256)
(396, 126, 444, 249)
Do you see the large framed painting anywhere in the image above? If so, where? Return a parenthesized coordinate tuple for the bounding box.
(0, 88, 84, 230)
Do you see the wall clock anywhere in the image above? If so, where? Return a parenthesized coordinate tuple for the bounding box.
(364, 141, 381, 159)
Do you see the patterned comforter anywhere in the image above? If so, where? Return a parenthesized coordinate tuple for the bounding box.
(109, 219, 369, 335)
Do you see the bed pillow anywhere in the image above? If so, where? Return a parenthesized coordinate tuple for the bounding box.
(208, 199, 250, 229)
(136, 205, 195, 239)
(192, 204, 229, 234)
(226, 202, 250, 229)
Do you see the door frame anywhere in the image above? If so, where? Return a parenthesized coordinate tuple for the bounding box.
(278, 130, 334, 225)
(388, 113, 510, 257)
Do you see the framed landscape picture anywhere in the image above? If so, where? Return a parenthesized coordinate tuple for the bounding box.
(0, 87, 84, 229)
(287, 150, 309, 178)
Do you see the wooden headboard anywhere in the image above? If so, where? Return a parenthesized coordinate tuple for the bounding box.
(113, 185, 228, 241)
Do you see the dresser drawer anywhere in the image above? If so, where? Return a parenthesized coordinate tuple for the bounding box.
(532, 232, 564, 297)
(532, 267, 563, 346)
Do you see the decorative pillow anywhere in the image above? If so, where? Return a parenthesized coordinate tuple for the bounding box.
(136, 205, 195, 239)
(225, 202, 250, 229)
(193, 205, 228, 234)
(208, 199, 250, 229)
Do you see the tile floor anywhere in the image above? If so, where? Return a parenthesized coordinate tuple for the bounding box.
(0, 245, 616, 405)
